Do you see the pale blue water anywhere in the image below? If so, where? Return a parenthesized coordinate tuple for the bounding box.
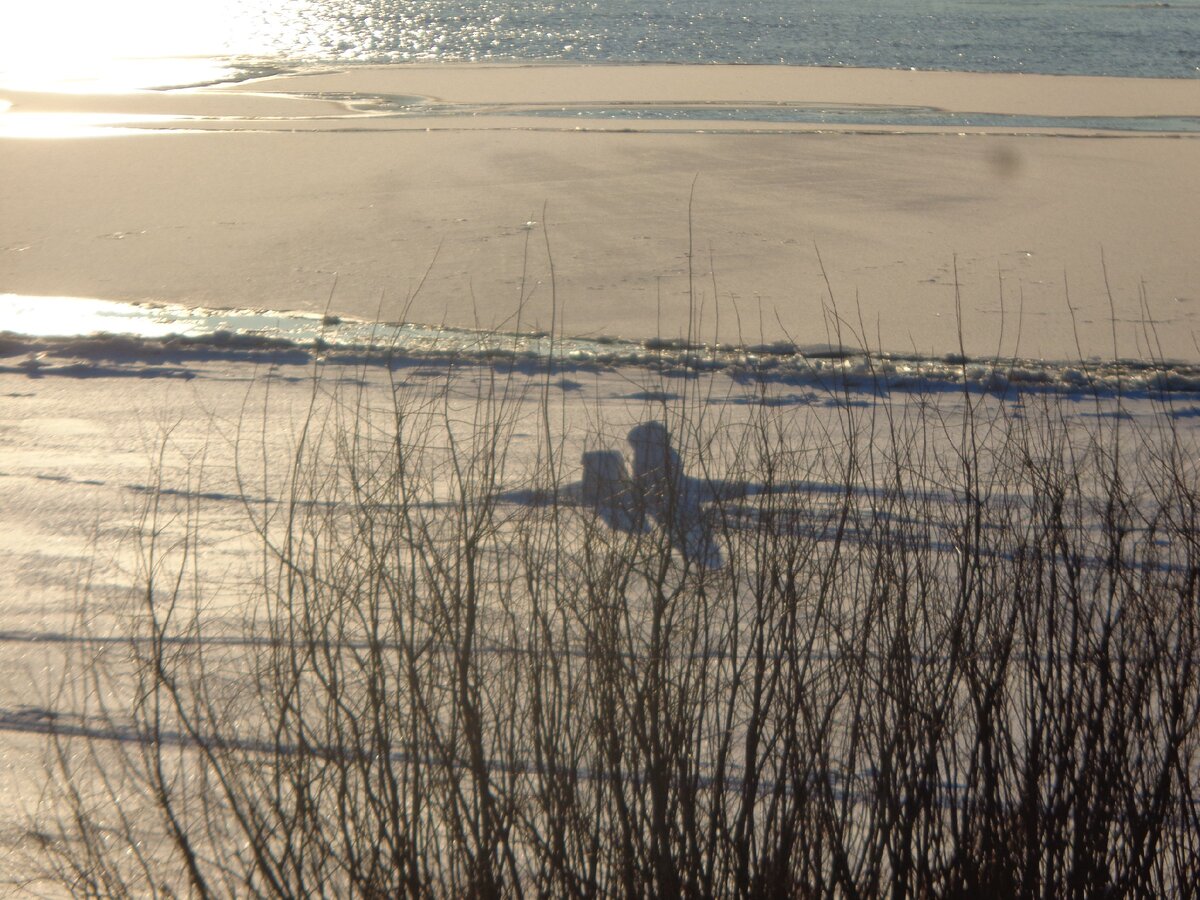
(2, 1, 1195, 93)
(235, 0, 1199, 78)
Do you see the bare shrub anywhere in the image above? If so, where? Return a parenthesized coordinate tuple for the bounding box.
(27, 346, 1200, 896)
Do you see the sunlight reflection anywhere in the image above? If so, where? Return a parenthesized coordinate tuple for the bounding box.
(0, 112, 190, 139)
(0, 0, 262, 91)
(0, 295, 198, 339)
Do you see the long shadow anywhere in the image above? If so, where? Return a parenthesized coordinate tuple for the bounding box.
(500, 421, 903, 568)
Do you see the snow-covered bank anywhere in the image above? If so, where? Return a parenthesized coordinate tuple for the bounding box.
(7, 295, 1200, 399)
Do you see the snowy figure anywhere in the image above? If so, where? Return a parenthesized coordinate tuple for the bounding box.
(498, 421, 818, 569)
(495, 449, 648, 535)
(627, 421, 723, 568)
(578, 449, 647, 534)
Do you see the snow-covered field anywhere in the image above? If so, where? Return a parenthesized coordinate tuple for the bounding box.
(2, 324, 1198, 891)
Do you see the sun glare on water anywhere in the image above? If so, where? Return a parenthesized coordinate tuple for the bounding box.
(0, 294, 200, 339)
(0, 0, 270, 91)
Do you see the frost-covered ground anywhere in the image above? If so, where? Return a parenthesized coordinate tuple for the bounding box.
(3, 330, 1198, 890)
